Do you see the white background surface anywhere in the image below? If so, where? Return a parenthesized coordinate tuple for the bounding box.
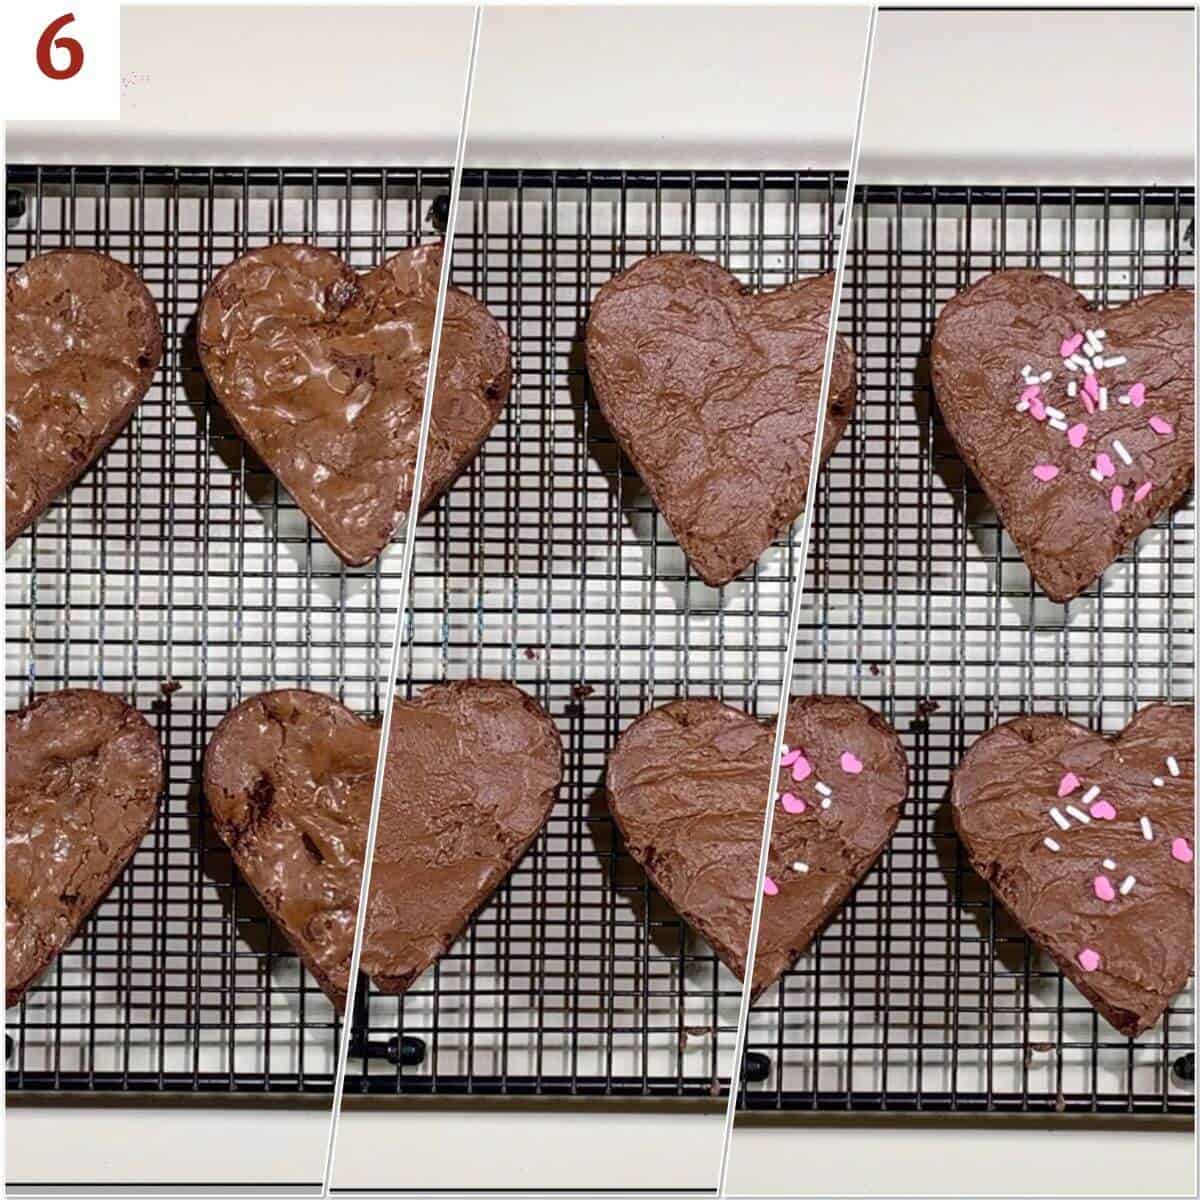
(5, 3, 1197, 1195)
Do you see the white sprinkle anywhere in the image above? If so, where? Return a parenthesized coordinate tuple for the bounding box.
(1044, 405, 1066, 421)
(1103, 355, 1127, 368)
(1098, 387, 1109, 411)
(1102, 858, 1117, 871)
(1050, 807, 1071, 831)
(780, 744, 789, 756)
(1068, 354, 1089, 371)
(1091, 355, 1106, 371)
(1086, 331, 1104, 354)
(1117, 393, 1131, 405)
(820, 797, 831, 810)
(1049, 417, 1069, 432)
(1021, 364, 1034, 376)
(1081, 785, 1101, 805)
(1153, 776, 1165, 787)
(1094, 329, 1107, 339)
(1043, 837, 1061, 852)
(793, 861, 809, 874)
(1039, 371, 1053, 383)
(1140, 816, 1153, 841)
(815, 781, 832, 797)
(1016, 398, 1031, 413)
(1066, 804, 1091, 824)
(1113, 439, 1132, 465)
(1119, 875, 1136, 896)
(1167, 756, 1180, 777)
(1067, 380, 1078, 398)
(1089, 468, 1105, 483)
(1083, 361, 1095, 377)
(1063, 359, 1078, 372)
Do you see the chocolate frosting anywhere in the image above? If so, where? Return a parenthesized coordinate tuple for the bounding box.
(197, 243, 510, 567)
(7, 689, 163, 1007)
(932, 270, 1194, 602)
(6, 250, 163, 546)
(585, 255, 856, 587)
(606, 695, 906, 999)
(953, 704, 1194, 1037)
(203, 681, 561, 1008)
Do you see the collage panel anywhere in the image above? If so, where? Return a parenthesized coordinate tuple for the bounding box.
(729, 9, 1195, 1198)
(330, 6, 869, 1192)
(6, 5, 474, 1190)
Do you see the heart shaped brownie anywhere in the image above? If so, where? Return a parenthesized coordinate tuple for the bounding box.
(953, 704, 1194, 1036)
(197, 242, 510, 567)
(606, 695, 906, 998)
(7, 689, 163, 1007)
(6, 250, 163, 546)
(203, 681, 561, 1008)
(932, 270, 1194, 602)
(585, 255, 856, 587)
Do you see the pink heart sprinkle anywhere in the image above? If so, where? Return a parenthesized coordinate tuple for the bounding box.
(763, 875, 779, 897)
(1110, 485, 1125, 513)
(1095, 453, 1115, 478)
(1029, 397, 1047, 421)
(1090, 799, 1117, 821)
(1020, 384, 1041, 404)
(1149, 416, 1173, 435)
(1134, 480, 1153, 502)
(1077, 947, 1101, 972)
(1083, 374, 1099, 401)
(1032, 464, 1059, 483)
(840, 751, 864, 775)
(780, 749, 801, 766)
(792, 755, 812, 783)
(1066, 422, 1088, 448)
(1093, 875, 1115, 902)
(1129, 382, 1146, 407)
(1057, 772, 1080, 797)
(1171, 837, 1193, 864)
(1060, 332, 1084, 357)
(780, 792, 806, 815)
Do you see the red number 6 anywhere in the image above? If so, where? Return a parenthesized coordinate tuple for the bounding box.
(36, 12, 84, 81)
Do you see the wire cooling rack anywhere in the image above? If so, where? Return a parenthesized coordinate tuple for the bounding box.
(739, 185, 1196, 1116)
(4, 165, 454, 1094)
(345, 168, 845, 1097)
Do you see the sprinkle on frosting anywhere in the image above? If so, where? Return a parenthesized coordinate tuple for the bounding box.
(840, 751, 864, 775)
(814, 781, 832, 798)
(1065, 804, 1090, 825)
(1093, 874, 1115, 902)
(1110, 485, 1125, 513)
(1049, 806, 1071, 831)
(1057, 772, 1080, 797)
(1067, 422, 1088, 448)
(1080, 783, 1099, 804)
(1134, 480, 1154, 503)
(1089, 799, 1116, 821)
(780, 792, 806, 815)
(1043, 837, 1061, 852)
(1119, 875, 1136, 896)
(763, 875, 779, 896)
(1102, 858, 1117, 871)
(1140, 816, 1154, 841)
(1149, 415, 1173, 435)
(1129, 382, 1146, 407)
(1153, 776, 1165, 787)
(792, 861, 809, 874)
(1077, 947, 1101, 972)
(1171, 838, 1193, 864)
(1166, 755, 1180, 777)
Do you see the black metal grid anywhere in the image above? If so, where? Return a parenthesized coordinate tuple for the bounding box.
(741, 185, 1196, 1116)
(5, 165, 452, 1094)
(346, 168, 845, 1097)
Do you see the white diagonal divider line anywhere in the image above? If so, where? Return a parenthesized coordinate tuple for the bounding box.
(320, 7, 483, 1194)
(715, 7, 878, 1195)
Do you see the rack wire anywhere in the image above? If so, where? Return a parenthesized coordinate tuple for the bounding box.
(740, 185, 1196, 1116)
(345, 168, 845, 1097)
(5, 165, 452, 1094)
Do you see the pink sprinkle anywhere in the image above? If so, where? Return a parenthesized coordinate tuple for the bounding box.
(780, 749, 801, 766)
(1095, 453, 1115, 479)
(1032, 464, 1059, 483)
(1093, 875, 1115, 902)
(1080, 392, 1096, 415)
(1057, 772, 1080, 797)
(1133, 480, 1153, 502)
(1171, 837, 1193, 864)
(1066, 422, 1088, 448)
(792, 755, 812, 783)
(1060, 332, 1085, 357)
(763, 875, 779, 897)
(1083, 374, 1099, 401)
(1110, 485, 1125, 513)
(780, 792, 806, 815)
(1020, 384, 1042, 404)
(1149, 416, 1173, 435)
(1129, 382, 1146, 407)
(1077, 947, 1101, 972)
(1029, 396, 1047, 421)
(1090, 799, 1117, 821)
(840, 751, 864, 775)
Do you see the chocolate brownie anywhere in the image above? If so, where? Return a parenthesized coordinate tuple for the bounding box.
(932, 270, 1194, 602)
(606, 695, 906, 999)
(953, 704, 1194, 1036)
(6, 250, 163, 546)
(7, 689, 163, 1007)
(203, 681, 561, 1008)
(197, 242, 510, 567)
(585, 255, 856, 587)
